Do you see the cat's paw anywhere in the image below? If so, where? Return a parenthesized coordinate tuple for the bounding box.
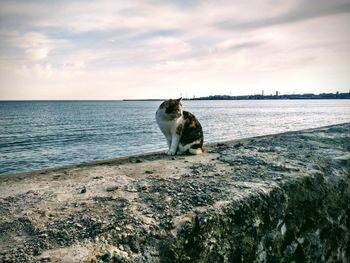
(167, 149, 176, 156)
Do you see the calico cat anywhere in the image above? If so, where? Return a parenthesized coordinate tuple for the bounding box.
(156, 98, 204, 155)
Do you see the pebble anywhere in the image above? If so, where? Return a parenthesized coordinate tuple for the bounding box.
(124, 186, 138, 192)
(80, 186, 87, 194)
(106, 186, 118, 192)
(233, 142, 243, 148)
(40, 256, 51, 262)
(100, 251, 112, 261)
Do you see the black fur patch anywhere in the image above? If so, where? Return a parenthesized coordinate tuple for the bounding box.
(180, 111, 204, 147)
(165, 99, 181, 115)
(190, 143, 202, 149)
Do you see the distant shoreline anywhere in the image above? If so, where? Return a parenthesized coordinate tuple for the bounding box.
(124, 97, 350, 101)
(1, 92, 350, 102)
(189, 92, 350, 101)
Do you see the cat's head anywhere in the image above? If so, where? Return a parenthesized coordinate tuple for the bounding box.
(159, 98, 183, 118)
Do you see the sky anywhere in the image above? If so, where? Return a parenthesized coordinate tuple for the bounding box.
(0, 0, 350, 100)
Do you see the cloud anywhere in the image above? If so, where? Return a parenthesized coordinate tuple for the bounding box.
(215, 40, 263, 51)
(0, 0, 350, 99)
(25, 47, 49, 60)
(217, 1, 350, 30)
(0, 30, 68, 61)
(0, 0, 187, 34)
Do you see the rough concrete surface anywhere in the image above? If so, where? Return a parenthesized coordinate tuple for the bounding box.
(0, 123, 349, 262)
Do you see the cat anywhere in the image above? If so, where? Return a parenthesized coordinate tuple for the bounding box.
(156, 98, 204, 155)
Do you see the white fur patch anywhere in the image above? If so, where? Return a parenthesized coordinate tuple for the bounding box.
(178, 139, 202, 155)
(156, 107, 183, 153)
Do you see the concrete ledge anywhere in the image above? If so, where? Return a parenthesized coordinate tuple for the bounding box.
(0, 123, 349, 262)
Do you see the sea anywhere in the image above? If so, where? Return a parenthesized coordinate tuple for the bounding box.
(0, 99, 349, 176)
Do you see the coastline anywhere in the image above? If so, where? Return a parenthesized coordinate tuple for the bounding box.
(2, 121, 349, 180)
(0, 123, 349, 262)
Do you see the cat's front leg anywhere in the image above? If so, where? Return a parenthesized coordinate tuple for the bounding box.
(167, 135, 179, 155)
(166, 138, 171, 149)
(164, 136, 172, 154)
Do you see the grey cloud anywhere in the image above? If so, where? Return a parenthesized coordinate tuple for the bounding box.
(227, 41, 263, 50)
(217, 2, 350, 30)
(172, 40, 263, 63)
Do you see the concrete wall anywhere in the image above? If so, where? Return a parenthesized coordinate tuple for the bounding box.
(167, 172, 349, 262)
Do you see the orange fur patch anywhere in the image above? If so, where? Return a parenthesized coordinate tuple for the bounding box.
(176, 124, 183, 135)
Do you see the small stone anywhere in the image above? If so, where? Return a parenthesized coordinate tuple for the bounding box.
(80, 186, 87, 193)
(145, 170, 153, 174)
(124, 186, 138, 192)
(106, 186, 118, 192)
(40, 256, 51, 262)
(136, 158, 143, 163)
(233, 142, 243, 148)
(100, 251, 112, 261)
(129, 236, 140, 253)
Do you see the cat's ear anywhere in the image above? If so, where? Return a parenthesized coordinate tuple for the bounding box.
(177, 97, 182, 102)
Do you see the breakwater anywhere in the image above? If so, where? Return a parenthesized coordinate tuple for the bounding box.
(0, 123, 349, 262)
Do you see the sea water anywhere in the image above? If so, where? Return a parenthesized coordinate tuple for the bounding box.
(1, 100, 349, 175)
